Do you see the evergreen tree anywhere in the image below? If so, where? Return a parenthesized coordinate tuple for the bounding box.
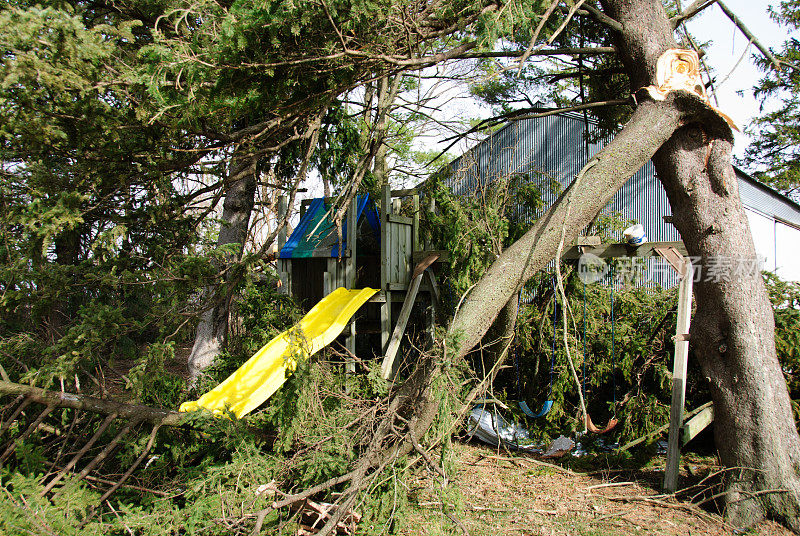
(742, 0, 800, 195)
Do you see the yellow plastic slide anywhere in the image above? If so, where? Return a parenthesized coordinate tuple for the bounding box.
(180, 287, 377, 418)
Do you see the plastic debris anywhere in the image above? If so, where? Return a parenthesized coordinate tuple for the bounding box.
(623, 223, 647, 246)
(466, 404, 541, 452)
(542, 435, 575, 459)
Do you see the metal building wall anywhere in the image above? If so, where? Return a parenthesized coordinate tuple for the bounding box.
(447, 112, 800, 285)
(447, 112, 680, 286)
(448, 113, 679, 242)
(738, 176, 800, 228)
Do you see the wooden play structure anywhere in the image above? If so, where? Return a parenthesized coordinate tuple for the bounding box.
(276, 185, 440, 379)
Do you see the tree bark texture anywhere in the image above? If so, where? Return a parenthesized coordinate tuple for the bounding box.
(478, 293, 519, 384)
(188, 149, 257, 378)
(604, 0, 800, 528)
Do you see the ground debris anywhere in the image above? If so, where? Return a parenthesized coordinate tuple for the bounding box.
(402, 441, 793, 536)
(290, 498, 361, 535)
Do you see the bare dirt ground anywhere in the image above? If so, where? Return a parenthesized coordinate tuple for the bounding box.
(402, 441, 792, 536)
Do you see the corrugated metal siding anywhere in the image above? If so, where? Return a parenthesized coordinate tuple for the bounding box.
(448, 113, 679, 243)
(449, 113, 800, 232)
(447, 112, 678, 288)
(446, 112, 800, 286)
(448, 114, 800, 286)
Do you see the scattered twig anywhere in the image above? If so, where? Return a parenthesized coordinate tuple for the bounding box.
(91, 423, 162, 507)
(0, 404, 54, 463)
(694, 486, 791, 507)
(586, 481, 635, 490)
(40, 413, 118, 496)
(106, 500, 135, 536)
(409, 426, 448, 483)
(442, 509, 469, 536)
(597, 493, 725, 527)
(52, 419, 139, 499)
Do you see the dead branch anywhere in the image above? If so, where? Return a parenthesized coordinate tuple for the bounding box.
(597, 493, 727, 527)
(670, 0, 717, 27)
(0, 380, 183, 426)
(443, 509, 470, 535)
(585, 481, 636, 490)
(561, 3, 623, 32)
(40, 413, 118, 496)
(715, 1, 782, 72)
(52, 419, 139, 499)
(91, 423, 161, 507)
(0, 404, 54, 464)
(459, 46, 617, 59)
(0, 397, 32, 437)
(406, 420, 448, 482)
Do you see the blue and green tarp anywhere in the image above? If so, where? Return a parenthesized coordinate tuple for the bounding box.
(279, 194, 380, 259)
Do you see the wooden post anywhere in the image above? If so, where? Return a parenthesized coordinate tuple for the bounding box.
(412, 194, 419, 252)
(381, 254, 439, 379)
(380, 184, 392, 352)
(681, 404, 714, 446)
(277, 195, 290, 296)
(381, 273, 422, 379)
(346, 196, 358, 289)
(664, 257, 694, 492)
(345, 196, 358, 371)
(424, 197, 435, 250)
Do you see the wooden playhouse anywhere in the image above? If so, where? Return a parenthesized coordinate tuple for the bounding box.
(276, 185, 440, 377)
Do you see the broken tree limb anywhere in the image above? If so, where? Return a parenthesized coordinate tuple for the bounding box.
(0, 380, 184, 426)
(670, 0, 717, 28)
(448, 93, 695, 358)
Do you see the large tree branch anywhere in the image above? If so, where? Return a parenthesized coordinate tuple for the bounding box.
(447, 93, 692, 357)
(670, 0, 717, 28)
(559, 4, 624, 32)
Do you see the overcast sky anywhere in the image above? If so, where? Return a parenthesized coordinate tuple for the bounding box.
(684, 0, 790, 159)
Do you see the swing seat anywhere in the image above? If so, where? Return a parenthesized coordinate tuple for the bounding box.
(584, 413, 618, 434)
(519, 400, 553, 419)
